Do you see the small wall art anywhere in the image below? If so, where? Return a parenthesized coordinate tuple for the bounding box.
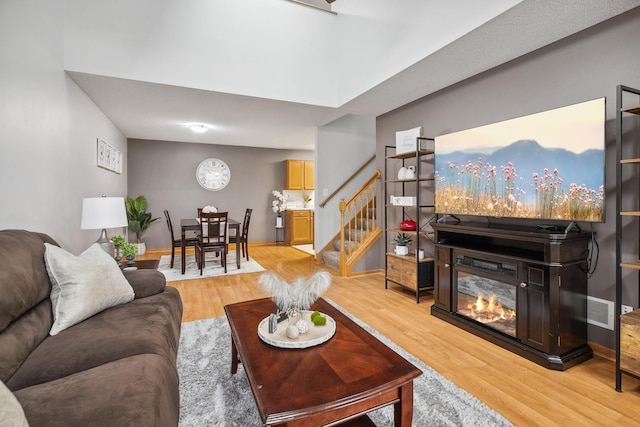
(97, 138, 123, 174)
(395, 126, 422, 155)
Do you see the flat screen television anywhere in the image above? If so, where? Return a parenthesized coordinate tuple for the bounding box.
(434, 97, 605, 223)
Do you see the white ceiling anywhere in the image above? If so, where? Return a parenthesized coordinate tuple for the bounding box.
(65, 0, 640, 151)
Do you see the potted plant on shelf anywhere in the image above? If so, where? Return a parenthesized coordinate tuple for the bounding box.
(303, 194, 312, 208)
(125, 195, 159, 255)
(393, 233, 412, 256)
(122, 243, 138, 265)
(110, 235, 126, 263)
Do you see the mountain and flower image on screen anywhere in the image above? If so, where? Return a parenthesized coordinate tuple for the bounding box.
(434, 98, 605, 222)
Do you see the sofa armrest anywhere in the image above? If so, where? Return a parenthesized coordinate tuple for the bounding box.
(122, 270, 167, 299)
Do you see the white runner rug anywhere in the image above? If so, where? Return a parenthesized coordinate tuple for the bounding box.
(157, 253, 265, 282)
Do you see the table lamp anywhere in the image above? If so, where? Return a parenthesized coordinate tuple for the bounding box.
(81, 196, 128, 257)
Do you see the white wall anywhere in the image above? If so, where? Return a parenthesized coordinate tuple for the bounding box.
(0, 0, 127, 254)
(316, 114, 377, 260)
(64, 0, 338, 107)
(62, 0, 520, 108)
(334, 0, 521, 105)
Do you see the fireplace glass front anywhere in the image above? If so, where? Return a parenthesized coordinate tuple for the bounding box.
(455, 254, 517, 337)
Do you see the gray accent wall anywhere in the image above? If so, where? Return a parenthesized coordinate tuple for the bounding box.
(376, 8, 640, 348)
(127, 139, 313, 248)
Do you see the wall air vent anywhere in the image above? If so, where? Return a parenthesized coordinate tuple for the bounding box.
(587, 296, 614, 330)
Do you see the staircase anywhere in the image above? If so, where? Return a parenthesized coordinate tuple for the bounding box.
(320, 171, 382, 276)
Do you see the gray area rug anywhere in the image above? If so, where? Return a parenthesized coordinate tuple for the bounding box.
(177, 300, 513, 427)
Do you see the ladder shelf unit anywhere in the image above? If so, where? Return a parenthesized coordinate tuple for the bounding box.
(616, 84, 640, 391)
(384, 137, 436, 303)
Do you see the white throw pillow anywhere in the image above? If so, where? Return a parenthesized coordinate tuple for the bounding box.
(44, 243, 134, 335)
(0, 380, 29, 427)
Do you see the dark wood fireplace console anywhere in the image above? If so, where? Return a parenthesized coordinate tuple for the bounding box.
(431, 222, 593, 370)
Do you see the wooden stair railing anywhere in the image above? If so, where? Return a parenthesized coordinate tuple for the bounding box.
(336, 170, 382, 276)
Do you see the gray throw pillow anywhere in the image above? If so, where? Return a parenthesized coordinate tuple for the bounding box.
(44, 243, 134, 335)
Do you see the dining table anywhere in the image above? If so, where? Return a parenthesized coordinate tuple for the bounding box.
(180, 218, 241, 274)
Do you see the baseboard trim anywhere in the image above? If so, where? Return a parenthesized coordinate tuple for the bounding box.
(589, 341, 614, 361)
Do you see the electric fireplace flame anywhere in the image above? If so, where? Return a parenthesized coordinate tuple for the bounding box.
(466, 294, 515, 323)
(458, 293, 516, 336)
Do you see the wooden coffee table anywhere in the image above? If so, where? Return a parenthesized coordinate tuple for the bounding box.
(224, 298, 421, 426)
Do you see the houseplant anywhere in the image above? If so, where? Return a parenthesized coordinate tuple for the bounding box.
(393, 233, 412, 256)
(110, 235, 126, 262)
(271, 190, 288, 227)
(122, 243, 138, 265)
(125, 195, 159, 255)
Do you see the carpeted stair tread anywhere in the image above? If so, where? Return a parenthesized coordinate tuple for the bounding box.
(322, 250, 340, 270)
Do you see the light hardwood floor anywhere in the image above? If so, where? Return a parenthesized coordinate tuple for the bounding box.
(140, 244, 640, 426)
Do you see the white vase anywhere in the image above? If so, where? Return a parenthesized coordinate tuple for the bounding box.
(136, 242, 146, 255)
(276, 216, 283, 228)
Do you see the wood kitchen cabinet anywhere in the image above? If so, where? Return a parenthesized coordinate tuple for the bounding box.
(285, 160, 314, 190)
(285, 210, 314, 245)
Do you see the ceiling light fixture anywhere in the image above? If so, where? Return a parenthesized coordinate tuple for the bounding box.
(189, 124, 208, 133)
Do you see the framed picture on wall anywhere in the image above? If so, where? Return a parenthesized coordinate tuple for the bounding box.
(115, 150, 123, 174)
(106, 145, 113, 169)
(97, 139, 107, 167)
(97, 138, 122, 174)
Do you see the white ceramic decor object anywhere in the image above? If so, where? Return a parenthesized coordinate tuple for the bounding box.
(397, 167, 407, 180)
(405, 166, 415, 180)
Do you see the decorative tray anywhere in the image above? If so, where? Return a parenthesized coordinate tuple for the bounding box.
(258, 310, 336, 349)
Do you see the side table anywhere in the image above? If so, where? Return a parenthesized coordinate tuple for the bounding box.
(120, 259, 159, 270)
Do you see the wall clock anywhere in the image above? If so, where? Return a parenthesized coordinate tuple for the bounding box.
(196, 158, 231, 191)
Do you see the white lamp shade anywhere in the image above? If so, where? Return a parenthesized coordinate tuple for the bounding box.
(81, 197, 128, 230)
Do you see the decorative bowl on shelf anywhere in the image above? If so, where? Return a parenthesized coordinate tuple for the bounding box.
(400, 220, 417, 231)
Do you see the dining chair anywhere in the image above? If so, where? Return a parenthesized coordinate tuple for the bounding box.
(229, 208, 252, 261)
(164, 210, 199, 269)
(195, 211, 228, 275)
(197, 207, 222, 259)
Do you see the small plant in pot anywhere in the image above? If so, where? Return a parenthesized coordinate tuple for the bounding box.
(122, 243, 138, 265)
(393, 233, 412, 256)
(110, 235, 126, 263)
(125, 195, 159, 255)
